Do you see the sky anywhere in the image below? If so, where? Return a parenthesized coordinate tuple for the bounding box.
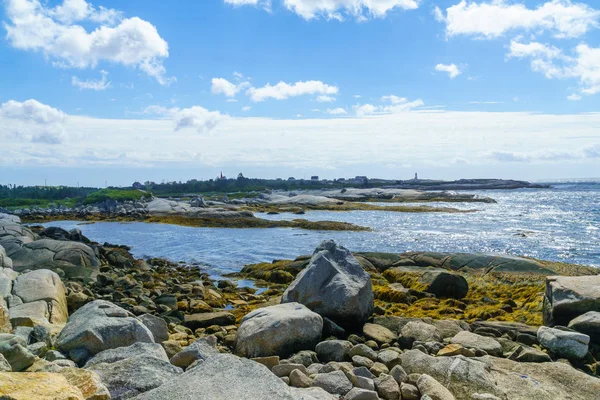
(0, 0, 599, 187)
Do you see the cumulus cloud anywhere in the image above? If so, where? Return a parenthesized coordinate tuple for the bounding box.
(326, 108, 347, 115)
(435, 0, 600, 39)
(72, 70, 110, 90)
(508, 40, 600, 95)
(381, 95, 407, 104)
(211, 77, 251, 97)
(143, 105, 226, 133)
(247, 80, 338, 102)
(0, 99, 67, 144)
(435, 63, 462, 79)
(283, 0, 420, 20)
(4, 0, 173, 85)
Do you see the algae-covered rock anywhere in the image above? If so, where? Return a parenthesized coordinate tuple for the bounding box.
(282, 240, 373, 329)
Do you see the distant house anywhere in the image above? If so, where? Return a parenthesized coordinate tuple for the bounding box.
(288, 177, 296, 181)
(217, 172, 227, 180)
(132, 181, 143, 189)
(311, 176, 319, 181)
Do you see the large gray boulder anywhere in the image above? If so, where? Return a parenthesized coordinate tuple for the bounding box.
(568, 311, 600, 342)
(56, 300, 154, 363)
(235, 302, 323, 358)
(85, 342, 182, 399)
(137, 354, 295, 400)
(8, 238, 100, 271)
(399, 349, 600, 399)
(282, 240, 373, 329)
(543, 275, 600, 326)
(10, 269, 68, 326)
(385, 266, 468, 299)
(537, 326, 589, 359)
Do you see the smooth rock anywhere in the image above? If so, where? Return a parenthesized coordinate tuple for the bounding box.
(138, 314, 169, 344)
(450, 331, 502, 357)
(290, 368, 313, 388)
(170, 336, 219, 368)
(183, 311, 236, 330)
(59, 367, 111, 400)
(235, 303, 323, 358)
(0, 372, 85, 400)
(374, 373, 400, 400)
(567, 311, 600, 341)
(12, 269, 68, 325)
(543, 275, 600, 326)
(363, 323, 397, 344)
(417, 373, 455, 400)
(56, 300, 154, 363)
(136, 354, 295, 400)
(87, 355, 183, 399)
(315, 340, 352, 363)
(345, 387, 380, 400)
(312, 370, 353, 396)
(282, 240, 374, 329)
(537, 326, 589, 359)
(399, 321, 441, 348)
(84, 342, 169, 368)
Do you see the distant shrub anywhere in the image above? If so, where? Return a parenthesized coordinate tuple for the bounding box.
(83, 189, 148, 205)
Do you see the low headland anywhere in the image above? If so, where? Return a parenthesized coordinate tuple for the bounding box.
(1, 211, 599, 399)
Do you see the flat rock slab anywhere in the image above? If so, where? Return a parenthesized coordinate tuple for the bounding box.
(183, 311, 236, 330)
(0, 372, 86, 400)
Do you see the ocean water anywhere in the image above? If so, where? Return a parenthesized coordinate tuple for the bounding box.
(41, 182, 600, 277)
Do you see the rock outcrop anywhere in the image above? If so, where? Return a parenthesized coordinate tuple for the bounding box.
(137, 354, 295, 400)
(543, 275, 600, 326)
(282, 240, 373, 329)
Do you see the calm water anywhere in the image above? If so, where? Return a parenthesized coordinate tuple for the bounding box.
(41, 183, 600, 277)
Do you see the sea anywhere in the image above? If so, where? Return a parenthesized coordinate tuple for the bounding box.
(41, 182, 600, 279)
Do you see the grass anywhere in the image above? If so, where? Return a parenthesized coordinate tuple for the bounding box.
(82, 189, 148, 205)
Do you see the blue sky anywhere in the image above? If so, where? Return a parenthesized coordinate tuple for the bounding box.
(1, 0, 599, 186)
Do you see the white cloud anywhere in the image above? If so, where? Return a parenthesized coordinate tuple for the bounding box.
(436, 0, 600, 39)
(435, 63, 462, 79)
(326, 108, 347, 115)
(224, 0, 259, 5)
(4, 0, 173, 85)
(72, 70, 110, 90)
(508, 40, 600, 95)
(242, 106, 251, 111)
(469, 101, 503, 104)
(3, 105, 599, 180)
(247, 80, 338, 102)
(381, 95, 407, 104)
(353, 94, 361, 98)
(567, 93, 582, 101)
(316, 95, 336, 102)
(355, 96, 423, 116)
(211, 78, 250, 97)
(0, 99, 67, 144)
(143, 105, 227, 133)
(283, 0, 420, 20)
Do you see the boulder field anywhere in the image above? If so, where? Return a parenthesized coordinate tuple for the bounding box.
(0, 213, 599, 399)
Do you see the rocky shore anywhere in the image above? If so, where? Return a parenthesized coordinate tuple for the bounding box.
(2, 187, 488, 231)
(1, 212, 599, 399)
